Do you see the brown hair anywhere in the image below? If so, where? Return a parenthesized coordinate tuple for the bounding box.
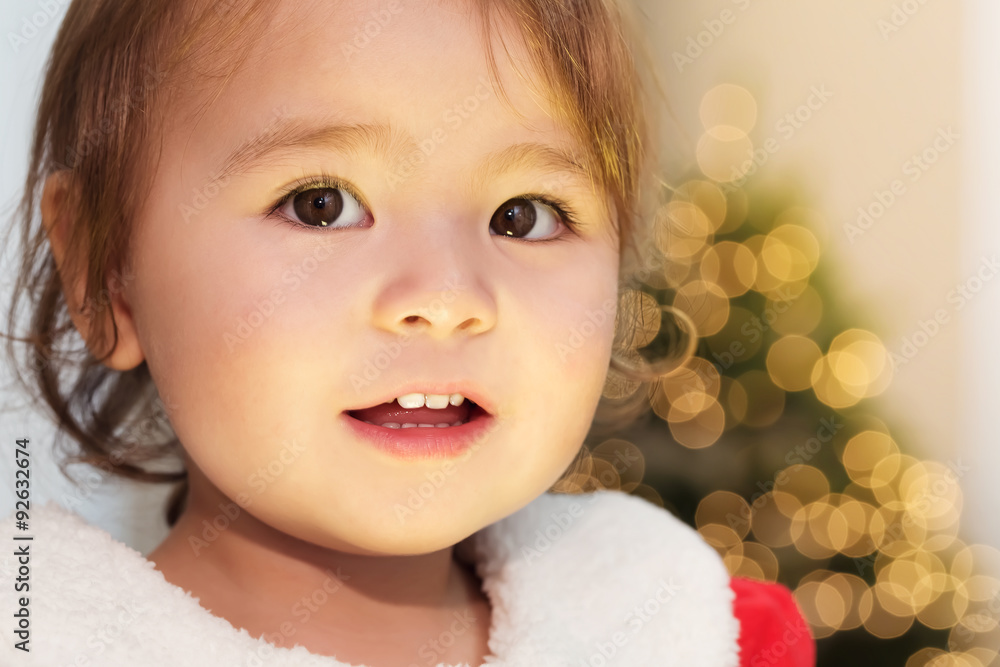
(2, 0, 690, 527)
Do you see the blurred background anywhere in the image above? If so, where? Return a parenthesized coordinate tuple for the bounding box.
(1, 1, 997, 665)
(550, 1, 999, 665)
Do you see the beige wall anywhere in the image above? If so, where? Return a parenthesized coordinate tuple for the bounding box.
(639, 0, 963, 461)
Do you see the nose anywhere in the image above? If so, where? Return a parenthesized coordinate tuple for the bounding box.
(369, 218, 498, 340)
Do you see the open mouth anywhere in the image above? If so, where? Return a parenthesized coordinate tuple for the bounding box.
(346, 399, 488, 429)
(342, 396, 497, 460)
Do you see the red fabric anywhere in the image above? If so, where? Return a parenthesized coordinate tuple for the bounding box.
(731, 577, 816, 667)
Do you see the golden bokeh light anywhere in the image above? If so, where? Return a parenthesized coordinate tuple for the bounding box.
(769, 284, 824, 336)
(668, 396, 726, 449)
(761, 225, 822, 282)
(828, 328, 895, 399)
(672, 280, 731, 337)
(724, 375, 749, 425)
(838, 499, 880, 558)
(656, 200, 715, 260)
(795, 577, 849, 639)
(781, 465, 831, 505)
(651, 357, 722, 422)
(767, 335, 824, 391)
(698, 523, 744, 557)
(860, 585, 915, 639)
(741, 540, 780, 581)
(843, 431, 901, 487)
(908, 648, 949, 667)
(791, 499, 839, 559)
(826, 573, 869, 631)
(750, 491, 796, 548)
(772, 489, 806, 520)
(718, 188, 749, 235)
(566, 80, 998, 664)
(915, 573, 969, 630)
(952, 545, 1000, 587)
(696, 131, 754, 183)
(696, 490, 751, 538)
(722, 542, 767, 581)
(700, 241, 758, 297)
(673, 180, 729, 232)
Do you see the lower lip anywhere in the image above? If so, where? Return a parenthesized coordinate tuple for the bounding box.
(340, 406, 498, 461)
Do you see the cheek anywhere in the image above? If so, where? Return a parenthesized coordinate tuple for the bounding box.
(509, 247, 619, 449)
(129, 217, 355, 462)
(530, 253, 619, 385)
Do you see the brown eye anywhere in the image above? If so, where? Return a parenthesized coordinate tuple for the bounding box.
(489, 198, 561, 240)
(281, 187, 368, 228)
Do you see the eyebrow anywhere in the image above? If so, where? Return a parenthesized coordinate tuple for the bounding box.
(214, 117, 595, 193)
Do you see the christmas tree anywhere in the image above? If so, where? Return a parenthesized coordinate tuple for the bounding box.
(554, 83, 998, 667)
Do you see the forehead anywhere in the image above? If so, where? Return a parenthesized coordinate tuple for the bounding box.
(158, 0, 596, 188)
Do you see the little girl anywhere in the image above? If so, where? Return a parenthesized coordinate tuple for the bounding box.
(1, 0, 815, 665)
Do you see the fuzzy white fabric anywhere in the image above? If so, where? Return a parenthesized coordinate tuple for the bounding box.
(0, 489, 740, 666)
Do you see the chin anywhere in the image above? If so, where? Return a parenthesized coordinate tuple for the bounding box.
(331, 526, 472, 557)
(285, 508, 482, 557)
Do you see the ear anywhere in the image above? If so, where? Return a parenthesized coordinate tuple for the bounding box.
(40, 170, 146, 371)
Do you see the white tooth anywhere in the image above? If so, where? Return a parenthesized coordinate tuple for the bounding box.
(396, 393, 467, 409)
(435, 423, 451, 428)
(401, 423, 419, 429)
(424, 394, 451, 409)
(397, 393, 425, 409)
(417, 424, 435, 428)
(451, 420, 463, 427)
(383, 423, 401, 429)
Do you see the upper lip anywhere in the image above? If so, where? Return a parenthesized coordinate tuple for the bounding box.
(345, 381, 497, 416)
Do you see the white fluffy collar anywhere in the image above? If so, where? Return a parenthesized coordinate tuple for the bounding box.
(0, 490, 740, 666)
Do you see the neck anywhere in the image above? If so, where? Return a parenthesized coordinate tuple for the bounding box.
(148, 460, 490, 659)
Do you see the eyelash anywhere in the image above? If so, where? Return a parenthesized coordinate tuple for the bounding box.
(265, 172, 583, 242)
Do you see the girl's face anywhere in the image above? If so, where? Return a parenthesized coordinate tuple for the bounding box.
(125, 0, 620, 555)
